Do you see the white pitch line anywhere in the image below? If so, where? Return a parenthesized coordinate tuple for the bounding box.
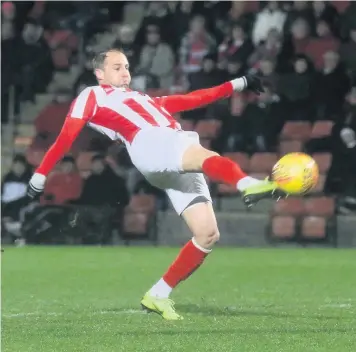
(2, 309, 146, 319)
(321, 304, 353, 309)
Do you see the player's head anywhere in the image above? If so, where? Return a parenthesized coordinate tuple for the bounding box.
(92, 49, 131, 88)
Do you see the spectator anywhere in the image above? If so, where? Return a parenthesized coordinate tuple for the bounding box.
(42, 156, 83, 205)
(339, 2, 356, 40)
(278, 54, 316, 121)
(217, 1, 255, 38)
(315, 19, 336, 39)
(339, 27, 356, 72)
(18, 19, 54, 102)
(184, 53, 227, 121)
(1, 155, 32, 225)
(189, 53, 225, 90)
(1, 20, 20, 123)
(291, 17, 311, 54)
(225, 56, 247, 80)
(315, 50, 350, 120)
(249, 28, 294, 72)
(1, 2, 16, 35)
(305, 87, 356, 203)
(179, 15, 216, 78)
(252, 1, 287, 46)
(255, 58, 279, 93)
(79, 154, 129, 208)
(74, 155, 129, 244)
(239, 87, 284, 153)
(112, 24, 140, 73)
(218, 23, 253, 70)
(170, 1, 194, 50)
(283, 1, 314, 35)
(338, 89, 356, 210)
(135, 25, 175, 89)
(311, 1, 339, 36)
(135, 2, 172, 46)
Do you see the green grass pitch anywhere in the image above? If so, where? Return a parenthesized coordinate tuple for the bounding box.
(2, 246, 356, 352)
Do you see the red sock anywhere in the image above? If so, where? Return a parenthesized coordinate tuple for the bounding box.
(202, 155, 247, 186)
(163, 239, 210, 288)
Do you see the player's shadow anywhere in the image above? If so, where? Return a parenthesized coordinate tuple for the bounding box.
(177, 303, 354, 321)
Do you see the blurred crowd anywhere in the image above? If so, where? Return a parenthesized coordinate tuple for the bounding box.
(2, 1, 356, 243)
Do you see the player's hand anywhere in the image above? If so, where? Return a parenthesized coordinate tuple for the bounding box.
(244, 74, 265, 95)
(27, 173, 46, 200)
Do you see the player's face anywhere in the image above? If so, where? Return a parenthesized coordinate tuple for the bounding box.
(101, 51, 131, 88)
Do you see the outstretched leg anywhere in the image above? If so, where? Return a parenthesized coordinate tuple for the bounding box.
(182, 144, 285, 206)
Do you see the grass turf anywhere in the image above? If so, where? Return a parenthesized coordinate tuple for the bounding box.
(2, 246, 356, 352)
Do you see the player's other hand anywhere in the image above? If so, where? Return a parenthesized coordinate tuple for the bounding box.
(244, 74, 265, 95)
(27, 173, 46, 199)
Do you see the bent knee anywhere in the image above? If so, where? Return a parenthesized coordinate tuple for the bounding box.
(194, 228, 220, 249)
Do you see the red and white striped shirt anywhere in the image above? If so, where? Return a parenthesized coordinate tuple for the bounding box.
(35, 82, 234, 176)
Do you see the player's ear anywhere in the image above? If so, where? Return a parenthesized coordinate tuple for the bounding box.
(95, 68, 104, 81)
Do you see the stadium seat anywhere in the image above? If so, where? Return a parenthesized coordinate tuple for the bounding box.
(312, 153, 332, 173)
(331, 1, 350, 13)
(311, 121, 334, 138)
(273, 198, 304, 216)
(250, 153, 278, 173)
(301, 216, 327, 238)
(35, 103, 70, 133)
(76, 152, 99, 171)
(304, 38, 340, 70)
(123, 212, 151, 235)
(311, 174, 326, 194)
(195, 119, 222, 139)
(14, 136, 32, 148)
(222, 152, 250, 171)
(271, 216, 296, 238)
(179, 119, 194, 131)
(127, 194, 156, 213)
(304, 197, 335, 216)
(279, 140, 303, 155)
(281, 121, 311, 141)
(30, 133, 57, 149)
(42, 172, 83, 205)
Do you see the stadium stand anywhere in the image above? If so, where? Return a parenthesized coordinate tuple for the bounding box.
(2, 0, 356, 245)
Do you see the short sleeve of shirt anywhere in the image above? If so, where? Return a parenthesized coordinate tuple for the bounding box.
(67, 87, 98, 121)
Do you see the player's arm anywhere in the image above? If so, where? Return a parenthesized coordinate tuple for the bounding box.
(154, 75, 264, 114)
(27, 88, 97, 199)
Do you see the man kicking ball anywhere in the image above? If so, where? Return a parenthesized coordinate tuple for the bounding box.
(27, 49, 285, 320)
